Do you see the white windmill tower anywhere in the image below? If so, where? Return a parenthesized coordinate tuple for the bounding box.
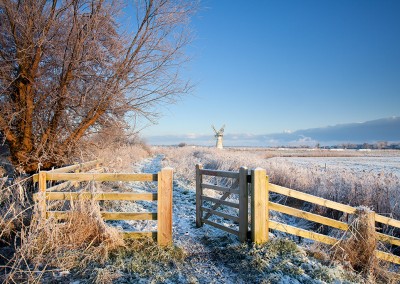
(212, 125, 225, 149)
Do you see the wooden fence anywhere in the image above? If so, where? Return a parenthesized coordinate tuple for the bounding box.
(33, 161, 173, 246)
(196, 164, 400, 265)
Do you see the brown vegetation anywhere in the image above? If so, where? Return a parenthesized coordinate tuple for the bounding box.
(0, 144, 153, 282)
(334, 207, 379, 278)
(332, 207, 400, 283)
(157, 147, 400, 220)
(4, 200, 124, 283)
(0, 0, 196, 173)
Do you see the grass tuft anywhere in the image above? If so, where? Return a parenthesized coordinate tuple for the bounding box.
(3, 199, 124, 283)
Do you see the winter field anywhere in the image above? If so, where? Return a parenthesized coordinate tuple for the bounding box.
(1, 145, 400, 283)
(283, 156, 400, 177)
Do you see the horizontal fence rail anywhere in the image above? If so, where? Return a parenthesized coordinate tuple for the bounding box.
(199, 168, 240, 179)
(37, 192, 158, 201)
(43, 173, 158, 182)
(268, 202, 349, 230)
(269, 220, 338, 245)
(46, 211, 158, 221)
(195, 165, 400, 265)
(268, 183, 356, 214)
(262, 179, 400, 265)
(201, 183, 240, 194)
(32, 159, 102, 182)
(33, 161, 173, 246)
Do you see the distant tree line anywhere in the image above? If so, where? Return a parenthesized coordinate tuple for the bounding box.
(316, 141, 400, 150)
(274, 141, 400, 150)
(333, 141, 400, 150)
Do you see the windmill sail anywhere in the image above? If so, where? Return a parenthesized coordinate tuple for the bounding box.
(211, 125, 225, 149)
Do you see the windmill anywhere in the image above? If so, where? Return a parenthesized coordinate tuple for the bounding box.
(212, 125, 225, 149)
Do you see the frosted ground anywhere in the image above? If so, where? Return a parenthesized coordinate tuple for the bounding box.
(283, 157, 400, 177)
(25, 147, 399, 283)
(100, 154, 368, 283)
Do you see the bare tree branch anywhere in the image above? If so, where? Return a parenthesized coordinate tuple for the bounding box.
(0, 0, 196, 172)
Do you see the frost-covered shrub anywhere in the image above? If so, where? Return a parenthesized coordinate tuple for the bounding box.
(157, 146, 400, 228)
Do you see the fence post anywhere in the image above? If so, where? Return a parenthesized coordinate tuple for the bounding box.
(73, 167, 80, 188)
(38, 171, 47, 219)
(265, 173, 270, 239)
(196, 164, 203, 228)
(251, 168, 268, 244)
(368, 211, 376, 231)
(239, 167, 249, 242)
(158, 167, 173, 246)
(368, 210, 377, 259)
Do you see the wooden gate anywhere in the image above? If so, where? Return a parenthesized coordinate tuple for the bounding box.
(195, 164, 249, 242)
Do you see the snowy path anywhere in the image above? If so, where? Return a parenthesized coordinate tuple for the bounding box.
(103, 155, 363, 283)
(129, 155, 243, 283)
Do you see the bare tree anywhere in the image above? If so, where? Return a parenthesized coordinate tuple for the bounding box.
(0, 0, 195, 173)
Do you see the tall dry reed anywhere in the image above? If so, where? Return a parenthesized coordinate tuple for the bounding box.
(2, 198, 125, 283)
(157, 146, 400, 226)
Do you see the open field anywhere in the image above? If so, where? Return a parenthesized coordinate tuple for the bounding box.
(283, 156, 400, 177)
(156, 146, 400, 220)
(1, 145, 400, 283)
(227, 147, 400, 158)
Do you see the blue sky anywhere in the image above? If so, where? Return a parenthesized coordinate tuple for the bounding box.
(141, 0, 400, 144)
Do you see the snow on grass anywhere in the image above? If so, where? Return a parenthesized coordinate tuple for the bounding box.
(284, 156, 400, 177)
(100, 153, 368, 283)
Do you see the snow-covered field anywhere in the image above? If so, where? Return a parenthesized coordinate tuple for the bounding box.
(283, 156, 400, 177)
